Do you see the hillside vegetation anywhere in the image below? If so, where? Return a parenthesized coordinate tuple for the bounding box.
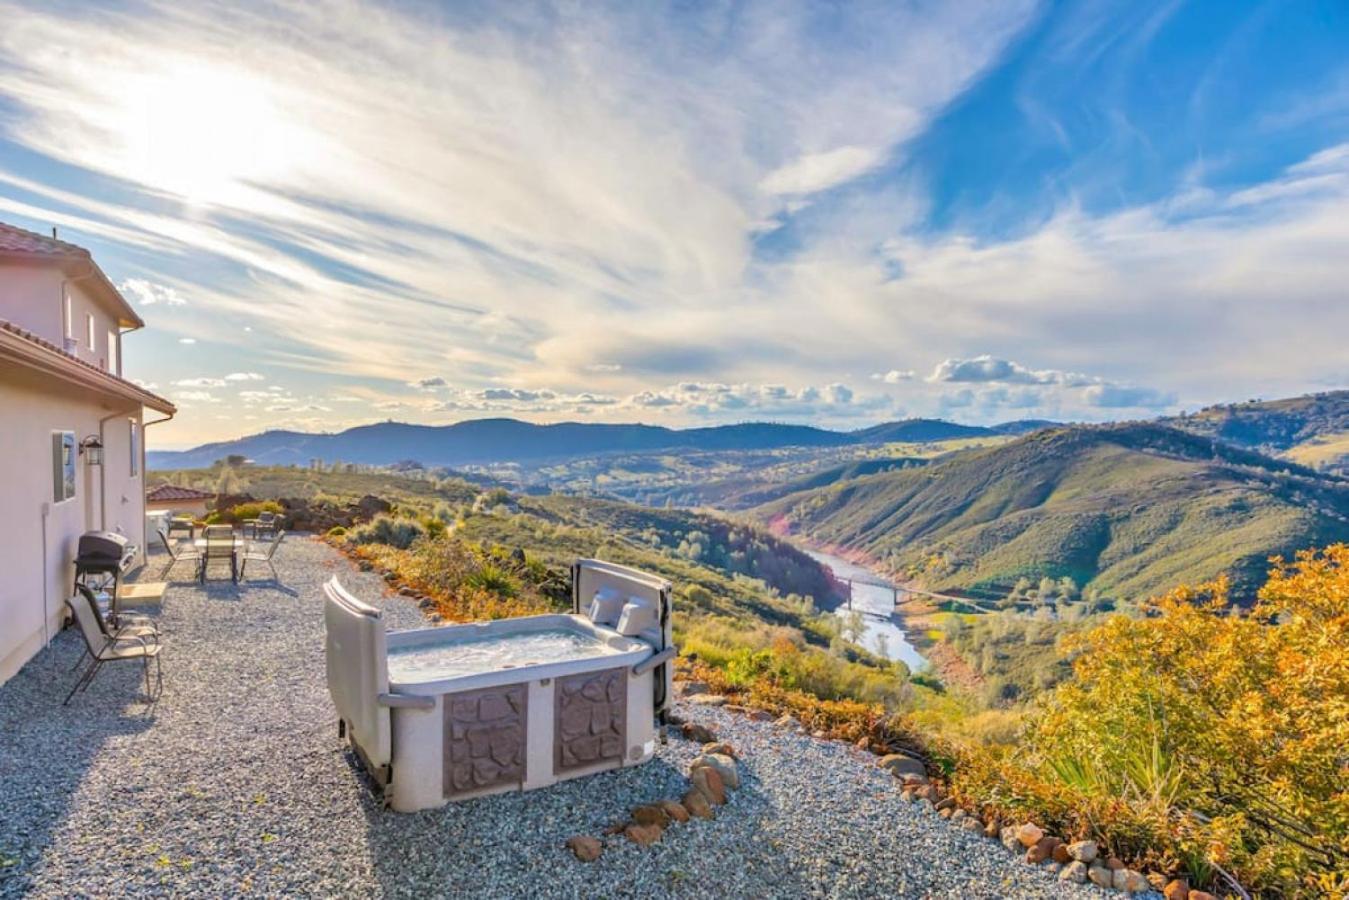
(1168, 390, 1349, 474)
(757, 423, 1349, 603)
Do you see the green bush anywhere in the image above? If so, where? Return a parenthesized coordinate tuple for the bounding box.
(211, 500, 284, 525)
(326, 526, 347, 537)
(347, 514, 425, 550)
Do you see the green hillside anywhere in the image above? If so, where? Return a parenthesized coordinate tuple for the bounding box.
(756, 423, 1349, 603)
(1167, 390, 1349, 473)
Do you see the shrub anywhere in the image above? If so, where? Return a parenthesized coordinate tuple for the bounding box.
(347, 514, 426, 550)
(211, 500, 284, 525)
(463, 562, 520, 599)
(326, 526, 347, 537)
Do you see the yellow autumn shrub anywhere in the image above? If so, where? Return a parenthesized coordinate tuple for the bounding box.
(1029, 544, 1349, 895)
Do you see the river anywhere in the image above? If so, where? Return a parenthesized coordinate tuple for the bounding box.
(805, 549, 928, 672)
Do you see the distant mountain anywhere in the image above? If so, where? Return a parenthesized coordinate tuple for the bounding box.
(148, 418, 862, 469)
(730, 456, 930, 508)
(755, 422, 1349, 602)
(990, 419, 1059, 436)
(149, 415, 1026, 470)
(850, 419, 996, 443)
(1165, 390, 1348, 449)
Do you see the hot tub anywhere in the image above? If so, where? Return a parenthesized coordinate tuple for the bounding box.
(324, 559, 675, 811)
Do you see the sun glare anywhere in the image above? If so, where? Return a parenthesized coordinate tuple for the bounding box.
(123, 62, 300, 206)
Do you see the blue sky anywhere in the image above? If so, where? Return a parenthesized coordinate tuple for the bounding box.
(0, 0, 1345, 448)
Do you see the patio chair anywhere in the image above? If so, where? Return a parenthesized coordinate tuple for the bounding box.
(167, 516, 196, 540)
(64, 585, 162, 705)
(255, 511, 281, 539)
(67, 583, 160, 671)
(240, 530, 285, 581)
(158, 528, 202, 576)
(200, 524, 238, 583)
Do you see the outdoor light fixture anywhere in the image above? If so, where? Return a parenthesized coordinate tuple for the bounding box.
(79, 435, 104, 466)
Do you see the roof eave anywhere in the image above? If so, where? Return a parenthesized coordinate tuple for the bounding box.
(0, 324, 176, 415)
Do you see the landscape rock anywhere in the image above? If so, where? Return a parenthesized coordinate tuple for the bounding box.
(1000, 826, 1021, 852)
(564, 835, 601, 862)
(1051, 843, 1072, 865)
(632, 804, 670, 828)
(677, 680, 710, 697)
(984, 820, 1000, 839)
(1189, 892, 1216, 900)
(688, 694, 727, 707)
(856, 736, 870, 750)
(657, 800, 690, 823)
(1067, 840, 1097, 863)
(680, 722, 717, 744)
(747, 709, 774, 722)
(1016, 822, 1045, 848)
(934, 797, 956, 812)
(689, 765, 726, 805)
(680, 789, 714, 819)
(1106, 857, 1125, 870)
(899, 789, 915, 803)
(773, 714, 801, 730)
(878, 754, 926, 780)
(900, 772, 929, 787)
(1027, 837, 1061, 864)
(962, 817, 984, 833)
(1163, 878, 1190, 900)
(702, 741, 736, 758)
(811, 730, 827, 739)
(1059, 861, 1088, 883)
(939, 808, 954, 819)
(950, 808, 967, 822)
(1113, 868, 1148, 893)
(623, 823, 662, 846)
(1087, 865, 1113, 888)
(690, 753, 739, 789)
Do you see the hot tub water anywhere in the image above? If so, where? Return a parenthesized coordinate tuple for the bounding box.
(386, 628, 623, 682)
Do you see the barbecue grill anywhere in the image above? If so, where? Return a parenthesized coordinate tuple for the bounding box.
(73, 531, 139, 619)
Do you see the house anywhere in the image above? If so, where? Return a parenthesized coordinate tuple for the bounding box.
(0, 222, 175, 685)
(145, 483, 215, 520)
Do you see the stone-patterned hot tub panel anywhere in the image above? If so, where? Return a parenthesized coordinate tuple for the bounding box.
(443, 684, 528, 797)
(554, 668, 628, 773)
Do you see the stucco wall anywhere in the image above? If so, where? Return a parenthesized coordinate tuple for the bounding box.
(0, 370, 145, 684)
(0, 262, 122, 375)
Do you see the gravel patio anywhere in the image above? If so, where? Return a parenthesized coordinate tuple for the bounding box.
(0, 537, 1110, 898)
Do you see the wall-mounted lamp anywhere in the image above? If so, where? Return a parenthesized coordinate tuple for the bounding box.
(79, 435, 104, 466)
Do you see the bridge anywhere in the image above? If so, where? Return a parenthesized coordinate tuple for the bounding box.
(838, 575, 987, 613)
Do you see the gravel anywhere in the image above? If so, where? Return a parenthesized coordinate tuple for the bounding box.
(0, 537, 1120, 898)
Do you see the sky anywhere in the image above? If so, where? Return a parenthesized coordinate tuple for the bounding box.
(0, 0, 1346, 449)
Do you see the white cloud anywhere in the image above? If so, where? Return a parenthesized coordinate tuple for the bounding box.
(760, 146, 885, 197)
(119, 277, 186, 306)
(175, 390, 219, 402)
(224, 372, 264, 382)
(872, 369, 915, 384)
(409, 377, 448, 391)
(173, 377, 226, 388)
(177, 337, 196, 345)
(1083, 384, 1176, 409)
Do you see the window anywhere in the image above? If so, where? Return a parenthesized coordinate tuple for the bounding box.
(86, 313, 95, 351)
(108, 330, 118, 373)
(64, 293, 73, 339)
(129, 421, 140, 477)
(52, 431, 76, 502)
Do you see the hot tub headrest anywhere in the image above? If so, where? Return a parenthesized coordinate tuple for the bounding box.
(587, 587, 625, 627)
(616, 595, 659, 637)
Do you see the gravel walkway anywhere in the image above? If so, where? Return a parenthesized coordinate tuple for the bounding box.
(1, 537, 1114, 898)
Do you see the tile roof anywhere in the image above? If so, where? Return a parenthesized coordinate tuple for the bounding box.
(146, 484, 215, 501)
(0, 317, 176, 414)
(0, 221, 90, 258)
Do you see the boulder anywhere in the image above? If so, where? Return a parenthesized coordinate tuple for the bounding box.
(623, 823, 662, 846)
(939, 808, 954, 819)
(688, 694, 727, 707)
(658, 800, 690, 823)
(1016, 822, 1045, 848)
(1027, 837, 1061, 864)
(900, 772, 929, 787)
(678, 680, 710, 697)
(565, 835, 601, 862)
(690, 753, 740, 790)
(1106, 857, 1126, 870)
(962, 818, 983, 834)
(1000, 826, 1021, 852)
(702, 741, 736, 758)
(1087, 865, 1113, 888)
(747, 709, 774, 722)
(856, 736, 870, 750)
(1052, 843, 1072, 865)
(681, 789, 714, 819)
(984, 820, 1000, 839)
(1163, 879, 1190, 900)
(689, 765, 726, 805)
(934, 797, 956, 812)
(632, 804, 670, 828)
(1113, 868, 1148, 893)
(812, 730, 827, 738)
(773, 714, 802, 730)
(899, 789, 915, 803)
(950, 808, 967, 822)
(1059, 861, 1088, 883)
(355, 494, 392, 520)
(681, 722, 717, 744)
(878, 754, 926, 780)
(1067, 840, 1097, 863)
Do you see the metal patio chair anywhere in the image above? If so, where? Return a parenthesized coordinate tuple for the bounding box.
(240, 530, 285, 581)
(200, 524, 238, 583)
(64, 586, 162, 705)
(157, 528, 202, 577)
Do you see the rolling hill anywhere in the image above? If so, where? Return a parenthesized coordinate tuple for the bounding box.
(1166, 390, 1349, 474)
(755, 422, 1349, 603)
(147, 416, 1041, 470)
